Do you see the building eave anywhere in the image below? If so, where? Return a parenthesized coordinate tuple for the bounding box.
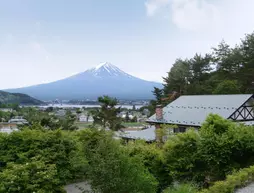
(146, 120, 201, 128)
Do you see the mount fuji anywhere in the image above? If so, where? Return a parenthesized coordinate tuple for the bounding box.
(5, 62, 162, 100)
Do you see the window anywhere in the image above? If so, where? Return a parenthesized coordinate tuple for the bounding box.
(173, 127, 186, 133)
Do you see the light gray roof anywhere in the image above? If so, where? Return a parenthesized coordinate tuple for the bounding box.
(117, 126, 156, 141)
(147, 94, 253, 127)
(241, 121, 254, 126)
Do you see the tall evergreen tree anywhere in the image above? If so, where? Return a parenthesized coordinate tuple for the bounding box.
(92, 96, 122, 131)
(161, 32, 254, 96)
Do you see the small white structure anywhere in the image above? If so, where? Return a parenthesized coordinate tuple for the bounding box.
(79, 114, 87, 122)
(121, 114, 134, 119)
(79, 114, 94, 123)
(8, 117, 28, 125)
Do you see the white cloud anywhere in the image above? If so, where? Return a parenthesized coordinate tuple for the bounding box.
(171, 0, 220, 31)
(145, 0, 254, 34)
(145, 0, 170, 16)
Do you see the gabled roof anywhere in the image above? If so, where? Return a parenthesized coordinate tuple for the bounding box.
(147, 94, 254, 127)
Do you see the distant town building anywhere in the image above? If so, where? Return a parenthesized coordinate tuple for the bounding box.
(142, 109, 150, 116)
(79, 114, 87, 122)
(8, 116, 28, 125)
(79, 114, 94, 123)
(121, 114, 134, 119)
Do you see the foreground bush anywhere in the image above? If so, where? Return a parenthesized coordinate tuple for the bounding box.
(199, 114, 254, 183)
(78, 129, 158, 193)
(163, 129, 204, 183)
(199, 165, 254, 193)
(162, 114, 254, 187)
(0, 128, 88, 191)
(126, 140, 172, 192)
(0, 159, 65, 193)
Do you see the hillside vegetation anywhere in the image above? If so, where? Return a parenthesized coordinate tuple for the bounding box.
(0, 90, 43, 105)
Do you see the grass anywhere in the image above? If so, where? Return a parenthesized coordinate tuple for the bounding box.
(75, 122, 92, 129)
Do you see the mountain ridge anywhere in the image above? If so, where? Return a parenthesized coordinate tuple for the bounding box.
(0, 90, 44, 105)
(5, 62, 162, 100)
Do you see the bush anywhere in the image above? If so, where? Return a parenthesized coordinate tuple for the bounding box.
(0, 129, 88, 184)
(199, 165, 254, 193)
(163, 129, 204, 183)
(0, 158, 65, 193)
(199, 114, 254, 183)
(79, 129, 158, 193)
(126, 140, 172, 192)
(162, 114, 254, 187)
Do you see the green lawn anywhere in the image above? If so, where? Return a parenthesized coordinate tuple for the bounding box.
(75, 122, 92, 129)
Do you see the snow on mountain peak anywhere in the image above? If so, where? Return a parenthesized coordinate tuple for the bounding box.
(88, 62, 133, 78)
(95, 62, 112, 70)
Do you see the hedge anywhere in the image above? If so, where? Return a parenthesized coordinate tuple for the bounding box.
(199, 165, 254, 193)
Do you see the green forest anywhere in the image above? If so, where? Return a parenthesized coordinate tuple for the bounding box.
(150, 32, 254, 109)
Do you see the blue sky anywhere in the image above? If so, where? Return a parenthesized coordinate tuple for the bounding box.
(1, 0, 254, 89)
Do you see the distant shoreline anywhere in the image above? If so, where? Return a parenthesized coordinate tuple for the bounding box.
(27, 104, 144, 110)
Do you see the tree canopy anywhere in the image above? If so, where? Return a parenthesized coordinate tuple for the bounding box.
(150, 32, 254, 110)
(92, 95, 122, 131)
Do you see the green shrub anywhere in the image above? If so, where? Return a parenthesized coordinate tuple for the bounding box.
(80, 129, 158, 193)
(0, 129, 88, 184)
(199, 165, 254, 193)
(126, 140, 172, 191)
(161, 114, 254, 187)
(0, 158, 65, 193)
(199, 114, 254, 183)
(162, 129, 204, 183)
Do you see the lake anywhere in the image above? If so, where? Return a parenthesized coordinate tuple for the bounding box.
(37, 104, 144, 109)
